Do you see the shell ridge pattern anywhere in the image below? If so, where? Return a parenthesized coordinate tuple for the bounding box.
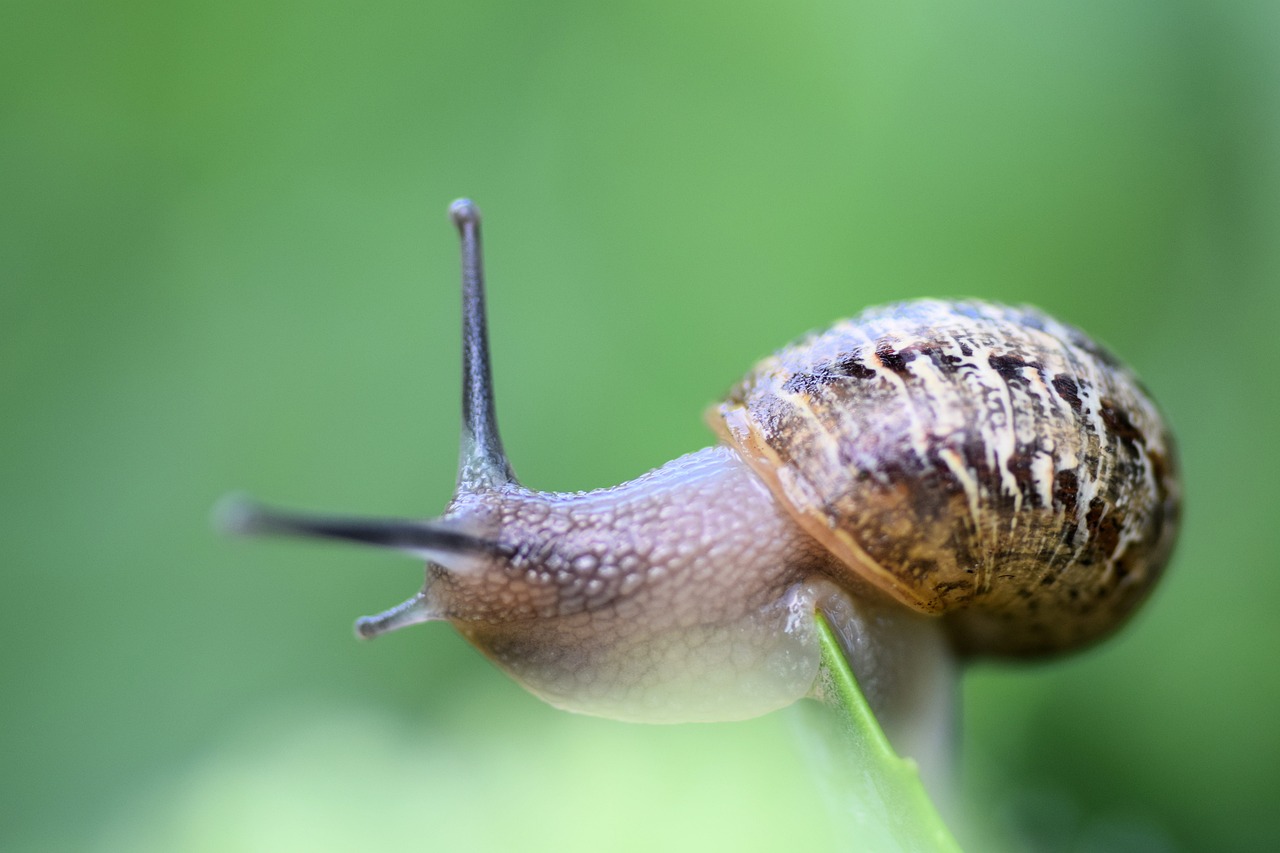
(1054, 333, 1105, 574)
(713, 299, 1177, 656)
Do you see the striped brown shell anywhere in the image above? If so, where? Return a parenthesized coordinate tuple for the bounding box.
(710, 299, 1179, 657)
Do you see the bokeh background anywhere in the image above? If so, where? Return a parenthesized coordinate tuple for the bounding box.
(4, 0, 1278, 850)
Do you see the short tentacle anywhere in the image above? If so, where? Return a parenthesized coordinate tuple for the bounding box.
(356, 593, 440, 639)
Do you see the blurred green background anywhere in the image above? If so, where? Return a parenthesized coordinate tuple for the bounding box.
(3, 0, 1278, 850)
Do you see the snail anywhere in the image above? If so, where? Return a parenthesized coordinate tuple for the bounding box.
(221, 199, 1179, 766)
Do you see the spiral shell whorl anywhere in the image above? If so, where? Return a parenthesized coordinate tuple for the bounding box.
(712, 299, 1179, 657)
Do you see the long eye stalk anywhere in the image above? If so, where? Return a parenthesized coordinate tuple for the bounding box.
(216, 495, 508, 562)
(451, 199, 516, 492)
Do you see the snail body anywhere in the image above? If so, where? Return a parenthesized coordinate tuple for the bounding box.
(225, 200, 1178, 739)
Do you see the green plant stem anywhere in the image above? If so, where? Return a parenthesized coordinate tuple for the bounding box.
(804, 612, 964, 852)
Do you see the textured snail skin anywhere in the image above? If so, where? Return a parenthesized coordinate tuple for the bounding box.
(433, 448, 843, 723)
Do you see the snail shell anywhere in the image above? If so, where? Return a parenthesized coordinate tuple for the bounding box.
(714, 299, 1179, 656)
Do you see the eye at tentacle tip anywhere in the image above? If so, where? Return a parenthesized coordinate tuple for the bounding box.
(449, 198, 480, 227)
(212, 492, 269, 537)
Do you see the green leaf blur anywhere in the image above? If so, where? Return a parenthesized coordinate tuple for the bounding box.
(2, 0, 1277, 850)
